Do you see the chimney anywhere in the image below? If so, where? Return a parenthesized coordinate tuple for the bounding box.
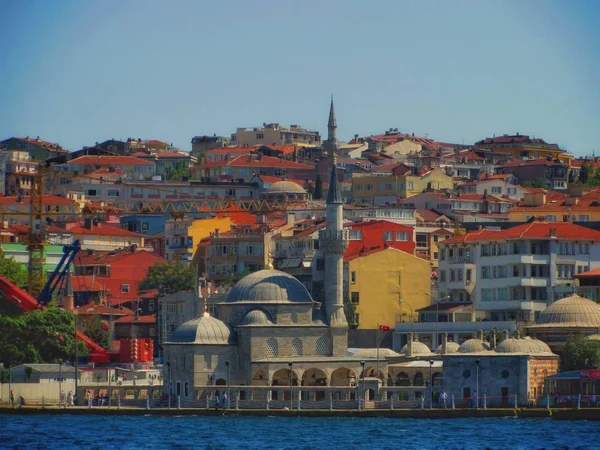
(489, 329, 497, 350)
(406, 333, 413, 356)
(441, 332, 448, 354)
(214, 228, 220, 238)
(501, 329, 509, 342)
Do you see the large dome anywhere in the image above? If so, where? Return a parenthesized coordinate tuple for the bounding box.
(225, 269, 313, 303)
(265, 181, 306, 195)
(531, 294, 600, 328)
(168, 313, 234, 345)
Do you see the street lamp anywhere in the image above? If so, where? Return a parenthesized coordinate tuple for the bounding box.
(426, 293, 450, 348)
(225, 361, 231, 410)
(429, 360, 434, 409)
(360, 360, 365, 410)
(475, 359, 480, 410)
(166, 361, 172, 409)
(288, 362, 293, 410)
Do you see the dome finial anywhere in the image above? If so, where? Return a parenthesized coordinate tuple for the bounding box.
(203, 282, 210, 316)
(266, 241, 275, 270)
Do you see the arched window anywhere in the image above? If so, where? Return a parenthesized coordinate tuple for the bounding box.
(316, 337, 328, 356)
(414, 372, 424, 386)
(266, 338, 278, 357)
(204, 354, 212, 370)
(292, 338, 303, 356)
(396, 372, 410, 386)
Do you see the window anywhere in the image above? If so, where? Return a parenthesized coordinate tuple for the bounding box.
(466, 269, 472, 283)
(121, 284, 130, 293)
(481, 267, 489, 279)
(266, 338, 278, 357)
(546, 215, 557, 222)
(256, 133, 264, 139)
(579, 215, 590, 222)
(204, 354, 212, 370)
(396, 231, 409, 241)
(433, 235, 439, 243)
(349, 229, 363, 240)
(85, 189, 98, 197)
(501, 370, 510, 379)
(450, 269, 456, 282)
(383, 231, 393, 241)
(407, 181, 414, 190)
(141, 222, 149, 232)
(351, 292, 360, 304)
(491, 186, 502, 194)
(148, 299, 155, 312)
(439, 270, 445, 282)
(351, 271, 356, 284)
(291, 338, 303, 357)
(316, 337, 328, 356)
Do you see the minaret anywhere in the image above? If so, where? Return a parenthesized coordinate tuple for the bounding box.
(324, 95, 337, 151)
(318, 97, 349, 356)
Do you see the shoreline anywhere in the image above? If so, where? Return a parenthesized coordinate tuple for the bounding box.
(1, 406, 599, 420)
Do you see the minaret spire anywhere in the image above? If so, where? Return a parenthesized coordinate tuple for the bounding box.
(325, 95, 338, 152)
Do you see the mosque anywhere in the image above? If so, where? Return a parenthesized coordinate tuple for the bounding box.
(162, 99, 389, 401)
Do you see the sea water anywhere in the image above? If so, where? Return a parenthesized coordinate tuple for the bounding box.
(0, 414, 596, 449)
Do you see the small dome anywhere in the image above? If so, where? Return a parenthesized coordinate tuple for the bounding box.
(435, 341, 461, 354)
(399, 341, 432, 355)
(239, 309, 273, 326)
(496, 337, 552, 354)
(168, 313, 234, 345)
(225, 269, 313, 303)
(265, 181, 306, 195)
(458, 338, 490, 353)
(352, 348, 401, 358)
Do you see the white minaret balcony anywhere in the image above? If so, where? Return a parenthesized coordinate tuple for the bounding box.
(318, 229, 349, 254)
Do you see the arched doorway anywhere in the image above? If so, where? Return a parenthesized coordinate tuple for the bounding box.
(301, 368, 328, 401)
(396, 372, 411, 386)
(330, 368, 356, 386)
(414, 372, 424, 386)
(432, 372, 443, 387)
(251, 369, 268, 386)
(272, 368, 298, 401)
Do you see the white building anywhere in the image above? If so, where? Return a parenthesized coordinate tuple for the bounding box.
(437, 221, 600, 322)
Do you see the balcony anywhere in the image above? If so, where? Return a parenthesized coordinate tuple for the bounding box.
(476, 300, 548, 312)
(446, 256, 474, 264)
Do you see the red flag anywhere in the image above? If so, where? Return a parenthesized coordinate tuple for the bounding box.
(56, 332, 65, 343)
(379, 325, 390, 331)
(100, 322, 109, 331)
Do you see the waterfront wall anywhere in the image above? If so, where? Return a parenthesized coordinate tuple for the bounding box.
(0, 381, 76, 404)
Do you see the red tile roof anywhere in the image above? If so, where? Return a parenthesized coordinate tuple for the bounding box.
(441, 222, 600, 244)
(67, 155, 154, 166)
(227, 155, 313, 169)
(8, 137, 65, 150)
(67, 222, 144, 238)
(345, 246, 416, 262)
(261, 145, 296, 155)
(74, 303, 134, 316)
(205, 146, 258, 155)
(115, 314, 156, 324)
(574, 268, 600, 278)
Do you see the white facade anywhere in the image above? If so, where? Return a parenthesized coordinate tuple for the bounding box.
(438, 236, 600, 322)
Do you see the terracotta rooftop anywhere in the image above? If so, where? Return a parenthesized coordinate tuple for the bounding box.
(441, 222, 600, 245)
(67, 155, 154, 166)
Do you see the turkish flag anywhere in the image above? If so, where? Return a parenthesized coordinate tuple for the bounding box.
(379, 325, 390, 331)
(100, 322, 109, 331)
(56, 332, 65, 343)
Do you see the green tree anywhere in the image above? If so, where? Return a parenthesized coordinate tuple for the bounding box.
(561, 335, 600, 371)
(579, 163, 591, 184)
(165, 161, 190, 181)
(314, 174, 323, 200)
(80, 316, 110, 350)
(139, 261, 196, 294)
(0, 307, 79, 366)
(520, 179, 547, 189)
(0, 248, 28, 289)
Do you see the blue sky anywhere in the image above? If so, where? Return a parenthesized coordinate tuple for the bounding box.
(1, 0, 599, 155)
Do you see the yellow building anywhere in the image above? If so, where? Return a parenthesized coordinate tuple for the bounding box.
(165, 215, 233, 262)
(351, 168, 453, 205)
(475, 134, 572, 164)
(508, 187, 600, 223)
(346, 247, 431, 329)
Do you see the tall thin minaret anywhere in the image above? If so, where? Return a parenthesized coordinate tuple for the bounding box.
(319, 97, 349, 347)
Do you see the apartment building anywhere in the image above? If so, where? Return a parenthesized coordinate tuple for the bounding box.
(164, 215, 233, 263)
(456, 174, 527, 201)
(231, 123, 321, 147)
(56, 155, 155, 181)
(475, 134, 572, 164)
(437, 221, 600, 323)
(3, 150, 38, 195)
(351, 168, 453, 205)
